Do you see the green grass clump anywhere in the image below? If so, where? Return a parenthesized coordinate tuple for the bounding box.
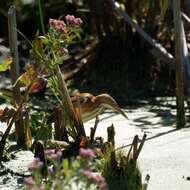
(101, 150, 142, 190)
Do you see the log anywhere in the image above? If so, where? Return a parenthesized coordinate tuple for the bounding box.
(181, 19, 190, 96)
(8, 6, 20, 105)
(173, 0, 185, 128)
(8, 6, 26, 146)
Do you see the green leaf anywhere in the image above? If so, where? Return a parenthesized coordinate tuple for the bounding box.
(38, 36, 49, 45)
(63, 159, 69, 172)
(0, 58, 12, 72)
(19, 66, 37, 86)
(32, 36, 46, 58)
(72, 160, 80, 169)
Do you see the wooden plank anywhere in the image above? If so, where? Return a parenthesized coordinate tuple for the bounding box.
(173, 0, 185, 128)
(181, 20, 190, 96)
(8, 6, 25, 145)
(8, 6, 21, 105)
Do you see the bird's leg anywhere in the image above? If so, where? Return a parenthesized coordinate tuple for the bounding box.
(90, 116, 99, 143)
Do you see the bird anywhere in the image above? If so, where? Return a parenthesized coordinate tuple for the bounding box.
(71, 93, 128, 122)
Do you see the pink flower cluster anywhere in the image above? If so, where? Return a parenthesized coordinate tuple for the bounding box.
(49, 19, 66, 32)
(49, 15, 82, 32)
(79, 148, 95, 159)
(45, 149, 62, 161)
(28, 158, 43, 172)
(83, 170, 108, 190)
(65, 14, 83, 27)
(24, 176, 45, 190)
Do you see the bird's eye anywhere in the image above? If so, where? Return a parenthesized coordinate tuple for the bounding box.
(77, 96, 88, 104)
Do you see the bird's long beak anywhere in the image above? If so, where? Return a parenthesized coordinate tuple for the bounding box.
(103, 103, 129, 120)
(96, 94, 129, 120)
(113, 107, 129, 120)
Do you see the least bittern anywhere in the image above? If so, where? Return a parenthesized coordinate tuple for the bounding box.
(71, 93, 128, 122)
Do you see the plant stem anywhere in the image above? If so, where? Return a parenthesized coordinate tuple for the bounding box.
(38, 0, 45, 35)
(0, 84, 32, 161)
(90, 116, 99, 143)
(55, 65, 78, 139)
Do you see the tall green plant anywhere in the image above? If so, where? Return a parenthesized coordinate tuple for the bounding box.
(29, 15, 83, 139)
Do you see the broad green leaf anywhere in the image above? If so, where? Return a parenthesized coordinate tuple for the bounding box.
(0, 58, 12, 72)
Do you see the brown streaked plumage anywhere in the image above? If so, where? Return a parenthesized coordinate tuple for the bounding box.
(71, 93, 128, 122)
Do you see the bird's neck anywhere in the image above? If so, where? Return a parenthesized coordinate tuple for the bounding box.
(81, 106, 105, 122)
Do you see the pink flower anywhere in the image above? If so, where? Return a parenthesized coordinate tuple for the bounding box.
(45, 149, 62, 161)
(65, 15, 75, 23)
(65, 14, 83, 27)
(83, 170, 108, 190)
(40, 185, 46, 190)
(28, 158, 43, 172)
(24, 176, 35, 188)
(73, 18, 83, 27)
(24, 176, 45, 189)
(49, 19, 66, 32)
(45, 149, 55, 156)
(99, 182, 109, 190)
(79, 148, 95, 159)
(83, 169, 94, 178)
